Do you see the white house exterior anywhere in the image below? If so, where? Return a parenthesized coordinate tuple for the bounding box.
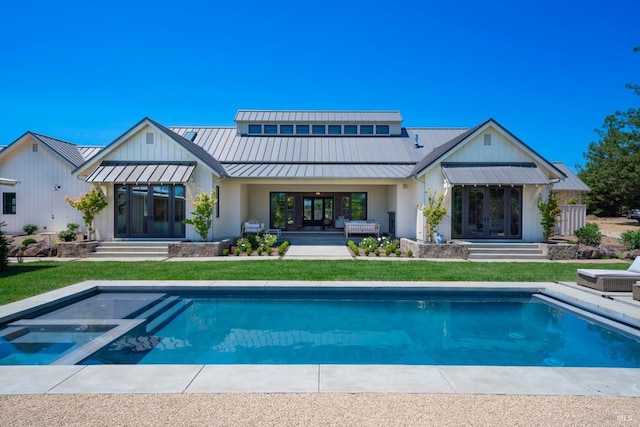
(67, 111, 583, 243)
(0, 132, 102, 235)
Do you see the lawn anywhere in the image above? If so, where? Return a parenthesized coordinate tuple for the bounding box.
(0, 259, 628, 305)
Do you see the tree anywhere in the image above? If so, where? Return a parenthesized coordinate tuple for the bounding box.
(537, 190, 562, 241)
(184, 189, 218, 241)
(65, 187, 108, 240)
(578, 47, 640, 216)
(418, 189, 447, 242)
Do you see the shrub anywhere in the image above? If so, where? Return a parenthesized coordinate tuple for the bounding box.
(407, 249, 413, 258)
(23, 224, 38, 235)
(620, 229, 640, 250)
(277, 241, 290, 256)
(234, 248, 241, 256)
(259, 234, 278, 252)
(235, 237, 251, 253)
(537, 191, 562, 241)
(374, 248, 380, 256)
(574, 223, 602, 246)
(347, 240, 359, 255)
(364, 248, 370, 256)
(246, 247, 253, 256)
(385, 247, 392, 256)
(395, 248, 402, 257)
(0, 222, 8, 271)
(22, 238, 37, 246)
(257, 247, 263, 256)
(245, 233, 260, 249)
(359, 237, 378, 252)
(222, 248, 230, 256)
(58, 223, 80, 242)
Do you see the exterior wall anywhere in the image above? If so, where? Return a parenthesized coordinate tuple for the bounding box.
(240, 181, 407, 236)
(449, 126, 532, 163)
(0, 136, 90, 235)
(555, 204, 587, 236)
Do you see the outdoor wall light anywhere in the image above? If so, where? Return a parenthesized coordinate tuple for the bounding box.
(53, 185, 61, 191)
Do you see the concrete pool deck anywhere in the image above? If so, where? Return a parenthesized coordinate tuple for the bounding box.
(1, 280, 640, 396)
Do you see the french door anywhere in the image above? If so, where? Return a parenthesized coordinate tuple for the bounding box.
(115, 184, 186, 238)
(452, 186, 522, 239)
(302, 197, 333, 227)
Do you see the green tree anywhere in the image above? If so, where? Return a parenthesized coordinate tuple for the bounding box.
(418, 189, 447, 242)
(537, 190, 562, 241)
(578, 47, 640, 216)
(65, 187, 108, 240)
(184, 189, 218, 241)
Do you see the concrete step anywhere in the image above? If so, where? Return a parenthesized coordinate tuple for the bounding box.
(89, 242, 170, 258)
(466, 243, 547, 260)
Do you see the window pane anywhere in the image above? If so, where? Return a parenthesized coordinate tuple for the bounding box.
(351, 193, 367, 220)
(312, 125, 326, 135)
(296, 125, 309, 134)
(280, 124, 293, 134)
(270, 192, 286, 229)
(115, 186, 127, 235)
(452, 187, 462, 236)
(344, 125, 357, 135)
(328, 125, 341, 134)
(248, 124, 261, 134)
(360, 125, 373, 134)
(153, 185, 170, 235)
(2, 192, 16, 215)
(376, 125, 389, 134)
(175, 185, 186, 234)
(264, 124, 277, 134)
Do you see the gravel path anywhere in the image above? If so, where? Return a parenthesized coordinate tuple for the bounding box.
(1, 393, 638, 426)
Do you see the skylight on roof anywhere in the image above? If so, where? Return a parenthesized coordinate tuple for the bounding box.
(183, 131, 197, 142)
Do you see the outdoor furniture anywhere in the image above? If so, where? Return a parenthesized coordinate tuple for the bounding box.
(633, 282, 640, 301)
(242, 220, 265, 235)
(266, 228, 281, 237)
(344, 221, 380, 238)
(576, 257, 640, 292)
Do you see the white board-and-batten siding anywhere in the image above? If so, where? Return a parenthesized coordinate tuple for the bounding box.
(0, 137, 91, 234)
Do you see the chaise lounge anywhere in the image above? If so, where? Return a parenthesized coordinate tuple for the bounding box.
(576, 257, 640, 292)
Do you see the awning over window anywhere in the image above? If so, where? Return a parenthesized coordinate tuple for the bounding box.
(442, 163, 550, 186)
(86, 161, 196, 184)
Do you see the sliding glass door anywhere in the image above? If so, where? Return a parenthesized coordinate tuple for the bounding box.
(452, 186, 522, 239)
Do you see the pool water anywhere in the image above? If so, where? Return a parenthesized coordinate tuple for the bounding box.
(73, 292, 640, 367)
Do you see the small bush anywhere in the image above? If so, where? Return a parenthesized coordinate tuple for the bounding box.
(620, 229, 640, 250)
(257, 247, 263, 256)
(234, 248, 241, 256)
(374, 248, 380, 256)
(222, 248, 230, 256)
(385, 247, 392, 256)
(277, 241, 290, 256)
(347, 240, 359, 255)
(359, 237, 378, 252)
(407, 249, 413, 258)
(22, 238, 37, 246)
(395, 248, 402, 257)
(246, 233, 259, 249)
(246, 247, 253, 256)
(574, 223, 602, 246)
(235, 237, 251, 253)
(58, 223, 80, 242)
(23, 224, 38, 235)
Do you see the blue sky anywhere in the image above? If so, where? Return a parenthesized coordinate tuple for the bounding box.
(1, 0, 638, 171)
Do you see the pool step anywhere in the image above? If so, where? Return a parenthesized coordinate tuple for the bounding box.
(467, 243, 547, 260)
(145, 298, 193, 334)
(89, 241, 170, 258)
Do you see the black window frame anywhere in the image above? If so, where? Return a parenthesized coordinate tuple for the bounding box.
(2, 192, 16, 215)
(280, 124, 294, 134)
(264, 124, 278, 134)
(344, 125, 357, 135)
(296, 125, 310, 134)
(376, 125, 390, 135)
(360, 125, 374, 135)
(312, 124, 326, 135)
(328, 125, 341, 135)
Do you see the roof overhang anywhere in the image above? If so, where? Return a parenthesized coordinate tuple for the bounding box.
(85, 161, 196, 184)
(442, 163, 551, 186)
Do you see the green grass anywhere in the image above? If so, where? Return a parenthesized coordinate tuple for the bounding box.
(0, 259, 629, 305)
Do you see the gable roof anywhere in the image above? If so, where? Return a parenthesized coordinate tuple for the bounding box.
(0, 131, 102, 169)
(551, 162, 590, 192)
(409, 118, 566, 180)
(73, 117, 226, 178)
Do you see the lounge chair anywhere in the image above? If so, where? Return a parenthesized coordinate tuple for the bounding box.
(576, 257, 640, 292)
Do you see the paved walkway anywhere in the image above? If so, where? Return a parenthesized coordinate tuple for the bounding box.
(282, 245, 353, 259)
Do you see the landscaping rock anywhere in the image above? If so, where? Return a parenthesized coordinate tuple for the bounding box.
(400, 238, 468, 259)
(57, 241, 99, 258)
(168, 240, 232, 257)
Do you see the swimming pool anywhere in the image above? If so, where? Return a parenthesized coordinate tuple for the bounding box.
(2, 285, 640, 367)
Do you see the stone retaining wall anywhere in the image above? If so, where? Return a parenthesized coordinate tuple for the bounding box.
(168, 240, 232, 257)
(57, 242, 100, 258)
(400, 238, 468, 259)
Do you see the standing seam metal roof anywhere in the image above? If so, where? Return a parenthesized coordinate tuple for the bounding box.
(234, 110, 403, 123)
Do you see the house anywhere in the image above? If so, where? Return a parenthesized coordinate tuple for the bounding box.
(69, 110, 586, 243)
(0, 132, 102, 235)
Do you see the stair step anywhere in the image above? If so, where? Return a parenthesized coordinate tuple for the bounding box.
(146, 299, 192, 334)
(88, 242, 170, 258)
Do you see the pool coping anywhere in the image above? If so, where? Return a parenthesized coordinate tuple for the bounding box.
(1, 280, 640, 396)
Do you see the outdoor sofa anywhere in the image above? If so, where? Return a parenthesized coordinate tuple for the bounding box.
(576, 257, 640, 292)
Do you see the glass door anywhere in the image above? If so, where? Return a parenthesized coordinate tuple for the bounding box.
(115, 185, 185, 238)
(452, 186, 522, 239)
(302, 197, 334, 228)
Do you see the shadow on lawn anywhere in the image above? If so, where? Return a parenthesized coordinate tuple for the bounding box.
(0, 263, 58, 279)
